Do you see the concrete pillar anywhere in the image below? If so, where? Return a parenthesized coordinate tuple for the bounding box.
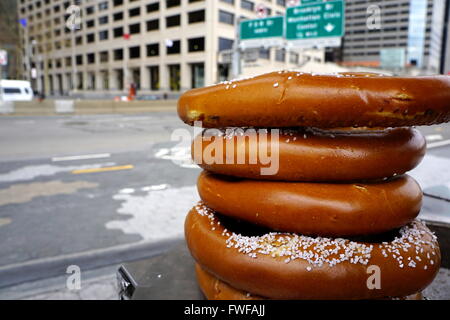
(62, 73, 69, 95)
(160, 63, 169, 93)
(181, 62, 190, 91)
(95, 70, 103, 91)
(83, 71, 89, 91)
(141, 64, 150, 91)
(109, 67, 117, 91)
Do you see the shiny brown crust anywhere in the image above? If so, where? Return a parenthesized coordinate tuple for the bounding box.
(198, 171, 422, 236)
(195, 264, 264, 300)
(185, 204, 440, 300)
(196, 264, 423, 300)
(178, 71, 450, 128)
(192, 127, 426, 181)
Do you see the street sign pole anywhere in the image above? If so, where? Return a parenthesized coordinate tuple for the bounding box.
(232, 17, 242, 79)
(71, 29, 78, 94)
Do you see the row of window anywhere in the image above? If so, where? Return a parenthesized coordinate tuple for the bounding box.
(37, 62, 206, 93)
(33, 45, 298, 73)
(20, 0, 204, 15)
(20, 0, 287, 16)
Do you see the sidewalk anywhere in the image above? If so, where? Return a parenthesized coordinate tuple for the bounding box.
(1, 264, 449, 300)
(0, 265, 119, 300)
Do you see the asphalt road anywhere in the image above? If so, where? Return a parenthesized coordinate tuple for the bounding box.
(0, 112, 449, 290)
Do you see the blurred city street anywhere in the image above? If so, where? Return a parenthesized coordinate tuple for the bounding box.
(0, 109, 450, 299)
(0, 109, 201, 298)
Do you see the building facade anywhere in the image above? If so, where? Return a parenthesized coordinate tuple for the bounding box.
(17, 0, 303, 97)
(443, 0, 450, 74)
(342, 0, 447, 74)
(0, 0, 22, 80)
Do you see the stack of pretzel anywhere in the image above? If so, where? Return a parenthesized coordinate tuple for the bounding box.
(177, 71, 450, 300)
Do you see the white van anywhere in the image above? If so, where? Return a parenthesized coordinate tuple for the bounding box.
(0, 80, 34, 102)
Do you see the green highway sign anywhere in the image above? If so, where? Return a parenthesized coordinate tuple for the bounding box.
(240, 16, 285, 49)
(286, 0, 345, 40)
(240, 16, 284, 40)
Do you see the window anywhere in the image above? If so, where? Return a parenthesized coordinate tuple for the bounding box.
(129, 46, 140, 59)
(219, 10, 234, 25)
(129, 23, 141, 34)
(86, 6, 94, 15)
(129, 7, 140, 17)
(147, 19, 159, 31)
(275, 49, 285, 62)
(188, 37, 205, 52)
(87, 53, 95, 64)
(86, 33, 95, 43)
(149, 66, 159, 90)
(191, 63, 204, 88)
(98, 1, 108, 11)
(219, 37, 233, 51)
(166, 0, 181, 8)
(3, 88, 21, 94)
(99, 16, 108, 24)
(166, 15, 181, 28)
(147, 43, 159, 56)
(113, 12, 123, 21)
(167, 40, 181, 54)
(99, 30, 108, 41)
(99, 51, 109, 63)
(188, 10, 205, 24)
(114, 27, 124, 38)
(114, 48, 123, 60)
(259, 48, 270, 60)
(241, 0, 254, 11)
(147, 2, 159, 13)
(168, 64, 181, 91)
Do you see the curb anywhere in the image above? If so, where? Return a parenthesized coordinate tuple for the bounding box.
(0, 100, 177, 116)
(0, 238, 181, 289)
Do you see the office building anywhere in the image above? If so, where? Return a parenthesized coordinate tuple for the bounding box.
(442, 0, 450, 74)
(17, 0, 302, 97)
(342, 0, 447, 74)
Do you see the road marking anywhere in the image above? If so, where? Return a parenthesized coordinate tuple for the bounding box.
(0, 181, 98, 206)
(52, 153, 111, 162)
(0, 162, 116, 183)
(0, 218, 12, 227)
(427, 139, 450, 149)
(72, 165, 134, 175)
(141, 184, 169, 192)
(119, 188, 135, 194)
(425, 134, 443, 142)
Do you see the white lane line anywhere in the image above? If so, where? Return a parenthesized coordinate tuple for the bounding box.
(425, 134, 443, 142)
(52, 153, 111, 162)
(141, 184, 169, 192)
(427, 139, 450, 149)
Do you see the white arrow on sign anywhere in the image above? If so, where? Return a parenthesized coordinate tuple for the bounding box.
(325, 23, 335, 32)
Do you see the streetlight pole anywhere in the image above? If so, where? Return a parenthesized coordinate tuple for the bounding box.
(24, 26, 31, 82)
(71, 28, 78, 95)
(232, 17, 242, 79)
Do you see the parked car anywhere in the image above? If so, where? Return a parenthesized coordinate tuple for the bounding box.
(0, 80, 34, 102)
